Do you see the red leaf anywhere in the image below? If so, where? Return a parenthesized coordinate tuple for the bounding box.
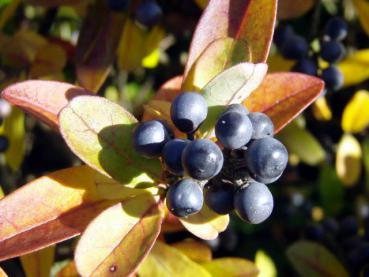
(244, 73, 324, 132)
(1, 80, 92, 130)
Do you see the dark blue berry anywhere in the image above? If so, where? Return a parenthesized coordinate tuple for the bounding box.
(248, 112, 274, 139)
(133, 120, 171, 158)
(245, 137, 288, 184)
(292, 58, 318, 76)
(106, 0, 131, 11)
(205, 178, 235, 214)
(162, 139, 190, 176)
(280, 35, 309, 60)
(339, 216, 358, 237)
(234, 181, 273, 224)
(320, 40, 345, 63)
(305, 224, 325, 241)
(324, 17, 348, 41)
(182, 139, 224, 180)
(170, 92, 208, 134)
(322, 217, 339, 235)
(0, 136, 8, 153)
(215, 111, 253, 150)
(274, 24, 294, 48)
(135, 0, 162, 28)
(166, 179, 203, 217)
(223, 104, 249, 115)
(321, 65, 344, 91)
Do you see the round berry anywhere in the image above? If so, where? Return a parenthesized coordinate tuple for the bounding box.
(215, 111, 253, 150)
(324, 17, 348, 41)
(205, 178, 235, 214)
(135, 0, 162, 28)
(321, 65, 344, 91)
(182, 139, 224, 180)
(223, 104, 249, 115)
(0, 136, 9, 153)
(166, 179, 203, 217)
(292, 58, 318, 76)
(320, 40, 345, 63)
(274, 24, 294, 48)
(234, 181, 274, 224)
(170, 92, 208, 133)
(162, 139, 190, 176)
(106, 0, 131, 11)
(245, 137, 288, 184)
(248, 112, 274, 139)
(305, 224, 325, 241)
(280, 35, 309, 60)
(133, 120, 171, 158)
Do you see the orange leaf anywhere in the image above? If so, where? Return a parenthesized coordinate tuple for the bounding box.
(244, 73, 324, 132)
(57, 262, 78, 277)
(278, 0, 317, 20)
(1, 80, 92, 130)
(154, 76, 183, 102)
(0, 166, 116, 261)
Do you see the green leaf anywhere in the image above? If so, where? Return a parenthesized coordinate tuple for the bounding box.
(255, 250, 277, 277)
(287, 241, 349, 277)
(201, 258, 259, 277)
(59, 95, 162, 185)
(138, 241, 211, 277)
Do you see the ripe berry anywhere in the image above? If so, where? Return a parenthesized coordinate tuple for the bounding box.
(245, 137, 288, 184)
(324, 17, 348, 41)
(170, 92, 208, 134)
(166, 179, 203, 217)
(234, 181, 274, 224)
(135, 0, 162, 28)
(280, 35, 309, 60)
(320, 40, 345, 63)
(292, 58, 318, 76)
(162, 139, 190, 176)
(133, 120, 171, 158)
(321, 65, 344, 91)
(205, 178, 235, 214)
(182, 139, 224, 180)
(274, 24, 294, 48)
(0, 136, 9, 153)
(248, 112, 274, 139)
(106, 0, 131, 11)
(222, 104, 249, 115)
(215, 111, 253, 150)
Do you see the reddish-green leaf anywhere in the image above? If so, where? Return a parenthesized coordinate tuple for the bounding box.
(185, 0, 277, 76)
(76, 0, 125, 92)
(75, 196, 164, 277)
(59, 95, 162, 184)
(1, 80, 92, 130)
(244, 73, 324, 133)
(0, 166, 116, 261)
(277, 0, 316, 19)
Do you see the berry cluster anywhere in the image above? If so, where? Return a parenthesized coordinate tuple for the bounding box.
(0, 99, 11, 153)
(106, 0, 162, 28)
(133, 92, 288, 225)
(275, 17, 347, 91)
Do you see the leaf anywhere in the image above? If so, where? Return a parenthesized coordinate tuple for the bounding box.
(255, 250, 277, 277)
(76, 0, 125, 92)
(75, 196, 164, 277)
(171, 240, 212, 263)
(0, 166, 117, 261)
(1, 80, 92, 130)
(287, 241, 349, 277)
(154, 76, 183, 102)
(24, 0, 87, 6)
(56, 261, 78, 277)
(59, 95, 162, 184)
(353, 0, 369, 36)
(267, 54, 294, 73)
(338, 49, 369, 87)
(342, 90, 369, 133)
(138, 241, 211, 277)
(0, 0, 20, 30)
(0, 267, 7, 277)
(362, 139, 369, 193)
(277, 120, 325, 166)
(0, 186, 3, 199)
(312, 96, 332, 121)
(277, 0, 316, 19)
(244, 73, 324, 133)
(336, 134, 362, 187)
(200, 62, 267, 137)
(20, 246, 55, 277)
(201, 258, 259, 277)
(179, 204, 229, 240)
(185, 0, 277, 76)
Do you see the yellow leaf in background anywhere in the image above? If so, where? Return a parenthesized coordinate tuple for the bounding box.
(171, 240, 212, 263)
(338, 49, 369, 87)
(195, 0, 208, 9)
(56, 261, 78, 277)
(0, 267, 8, 277)
(336, 134, 362, 187)
(342, 90, 369, 133)
(145, 25, 165, 56)
(255, 250, 277, 277)
(267, 53, 294, 73)
(20, 246, 55, 277)
(0, 0, 20, 30)
(201, 258, 259, 277)
(353, 0, 369, 36)
(142, 48, 160, 68)
(312, 96, 332, 121)
(0, 186, 3, 199)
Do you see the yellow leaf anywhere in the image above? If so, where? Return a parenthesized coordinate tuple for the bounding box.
(20, 246, 55, 277)
(336, 134, 362, 187)
(0, 186, 3, 199)
(171, 240, 212, 263)
(0, 267, 8, 277)
(342, 90, 369, 133)
(312, 96, 332, 121)
(56, 261, 78, 277)
(138, 241, 211, 277)
(201, 258, 259, 277)
(142, 48, 160, 68)
(255, 250, 277, 277)
(267, 53, 294, 73)
(338, 49, 369, 87)
(0, 0, 20, 29)
(195, 0, 208, 9)
(353, 0, 369, 36)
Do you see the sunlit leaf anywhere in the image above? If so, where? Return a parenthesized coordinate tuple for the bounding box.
(1, 80, 92, 130)
(287, 241, 349, 277)
(312, 96, 332, 121)
(338, 49, 369, 87)
(255, 250, 277, 277)
(153, 76, 183, 102)
(179, 204, 229, 240)
(138, 241, 211, 277)
(171, 240, 212, 263)
(75, 197, 164, 277)
(56, 261, 78, 277)
(342, 90, 369, 133)
(277, 0, 316, 19)
(59, 95, 162, 184)
(24, 0, 87, 6)
(336, 134, 362, 187)
(201, 258, 258, 277)
(21, 246, 55, 277)
(244, 73, 324, 133)
(353, 0, 369, 36)
(0, 267, 7, 277)
(0, 166, 116, 261)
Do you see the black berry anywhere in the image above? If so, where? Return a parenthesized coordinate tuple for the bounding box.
(321, 65, 344, 91)
(320, 40, 345, 63)
(324, 17, 348, 41)
(135, 0, 162, 28)
(162, 139, 190, 176)
(205, 178, 235, 214)
(248, 112, 274, 139)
